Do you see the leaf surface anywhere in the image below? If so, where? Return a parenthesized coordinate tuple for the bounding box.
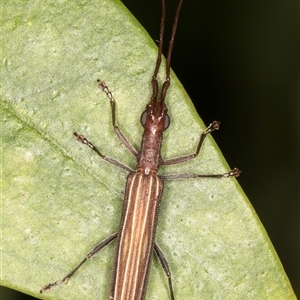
(1, 0, 295, 299)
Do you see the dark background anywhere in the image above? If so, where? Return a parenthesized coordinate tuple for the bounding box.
(2, 0, 299, 299)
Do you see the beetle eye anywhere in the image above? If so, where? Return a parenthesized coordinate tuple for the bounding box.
(140, 111, 147, 127)
(164, 114, 170, 130)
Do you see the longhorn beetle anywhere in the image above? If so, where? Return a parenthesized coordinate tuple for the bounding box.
(40, 0, 240, 298)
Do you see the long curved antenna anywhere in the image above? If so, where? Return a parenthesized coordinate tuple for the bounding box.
(161, 0, 183, 102)
(151, 0, 184, 103)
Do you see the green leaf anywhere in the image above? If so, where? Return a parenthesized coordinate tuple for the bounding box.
(1, 0, 295, 299)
